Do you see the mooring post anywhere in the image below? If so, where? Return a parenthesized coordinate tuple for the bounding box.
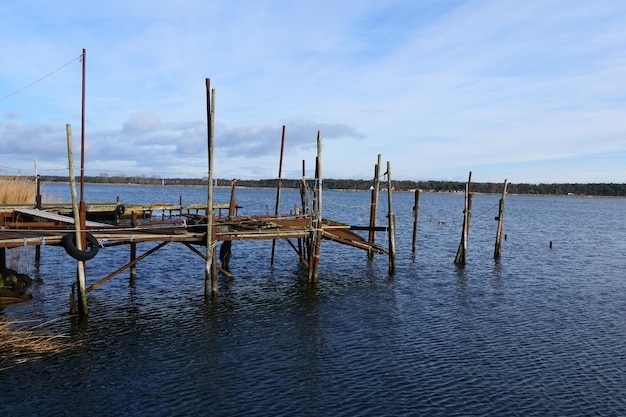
(205, 78, 217, 296)
(386, 161, 397, 273)
(367, 154, 381, 260)
(308, 131, 323, 282)
(494, 179, 509, 260)
(130, 242, 137, 280)
(271, 125, 286, 265)
(412, 189, 420, 253)
(454, 171, 472, 264)
(66, 124, 88, 316)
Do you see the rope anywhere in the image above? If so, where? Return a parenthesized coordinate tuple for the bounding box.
(0, 54, 83, 102)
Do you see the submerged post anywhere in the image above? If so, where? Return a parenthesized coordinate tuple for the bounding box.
(454, 171, 472, 264)
(205, 78, 217, 296)
(494, 179, 509, 260)
(386, 161, 397, 273)
(412, 189, 420, 253)
(367, 154, 381, 260)
(271, 125, 286, 265)
(66, 124, 87, 316)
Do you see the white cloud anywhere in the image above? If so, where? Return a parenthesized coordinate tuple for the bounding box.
(1, 0, 626, 183)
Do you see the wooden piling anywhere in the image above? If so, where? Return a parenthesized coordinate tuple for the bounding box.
(130, 242, 137, 279)
(367, 154, 381, 260)
(66, 124, 87, 316)
(412, 189, 420, 253)
(205, 78, 217, 296)
(308, 131, 323, 283)
(494, 179, 509, 260)
(386, 161, 397, 273)
(271, 125, 286, 265)
(454, 171, 472, 264)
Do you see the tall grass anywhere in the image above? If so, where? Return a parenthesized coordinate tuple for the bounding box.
(0, 175, 36, 204)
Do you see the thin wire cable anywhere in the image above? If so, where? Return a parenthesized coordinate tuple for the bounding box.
(0, 54, 82, 102)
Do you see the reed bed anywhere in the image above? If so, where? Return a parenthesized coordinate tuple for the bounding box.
(0, 317, 82, 371)
(0, 175, 37, 204)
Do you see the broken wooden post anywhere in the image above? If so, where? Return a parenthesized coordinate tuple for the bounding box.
(367, 154, 381, 260)
(386, 161, 397, 273)
(66, 124, 87, 316)
(412, 189, 420, 253)
(454, 171, 472, 264)
(271, 125, 286, 265)
(205, 78, 217, 296)
(130, 242, 137, 280)
(494, 179, 509, 260)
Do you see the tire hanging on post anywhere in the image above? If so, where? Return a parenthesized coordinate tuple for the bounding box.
(61, 232, 100, 261)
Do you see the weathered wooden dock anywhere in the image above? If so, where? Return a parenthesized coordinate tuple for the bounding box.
(0, 77, 397, 316)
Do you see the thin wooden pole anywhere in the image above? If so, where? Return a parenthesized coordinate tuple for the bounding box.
(367, 154, 381, 260)
(271, 125, 286, 265)
(130, 242, 137, 279)
(66, 124, 87, 316)
(412, 189, 420, 253)
(494, 179, 509, 260)
(298, 159, 307, 260)
(386, 161, 396, 273)
(205, 79, 216, 296)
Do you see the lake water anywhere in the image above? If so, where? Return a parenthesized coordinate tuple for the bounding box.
(2, 183, 625, 416)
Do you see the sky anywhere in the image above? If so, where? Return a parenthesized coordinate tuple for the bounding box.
(1, 0, 626, 184)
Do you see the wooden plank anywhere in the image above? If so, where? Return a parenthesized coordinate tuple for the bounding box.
(14, 208, 111, 228)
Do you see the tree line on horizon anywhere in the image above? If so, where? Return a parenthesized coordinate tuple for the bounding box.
(35, 175, 626, 197)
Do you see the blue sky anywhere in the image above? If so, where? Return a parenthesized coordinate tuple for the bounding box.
(1, 0, 626, 183)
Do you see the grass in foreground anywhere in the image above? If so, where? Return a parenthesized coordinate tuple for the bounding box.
(0, 317, 82, 371)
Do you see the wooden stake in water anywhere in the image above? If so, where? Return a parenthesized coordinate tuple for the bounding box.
(494, 179, 509, 260)
(66, 124, 87, 316)
(412, 189, 420, 253)
(386, 161, 397, 273)
(271, 125, 286, 265)
(368, 154, 381, 260)
(205, 79, 217, 296)
(454, 171, 472, 264)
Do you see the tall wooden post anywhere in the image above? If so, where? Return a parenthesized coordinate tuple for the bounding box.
(308, 131, 322, 282)
(66, 124, 87, 316)
(367, 154, 381, 260)
(299, 160, 308, 260)
(454, 171, 472, 264)
(79, 49, 87, 259)
(494, 179, 509, 260)
(205, 79, 217, 296)
(412, 189, 420, 253)
(271, 125, 286, 265)
(386, 161, 397, 273)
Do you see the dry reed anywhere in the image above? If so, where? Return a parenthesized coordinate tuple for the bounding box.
(0, 317, 82, 371)
(0, 175, 37, 204)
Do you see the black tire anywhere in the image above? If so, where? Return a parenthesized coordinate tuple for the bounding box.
(60, 232, 100, 261)
(114, 204, 125, 216)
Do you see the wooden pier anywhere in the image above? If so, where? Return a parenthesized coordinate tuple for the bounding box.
(0, 76, 396, 316)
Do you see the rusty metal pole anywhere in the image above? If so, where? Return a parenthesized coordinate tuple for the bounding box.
(79, 49, 87, 254)
(271, 125, 286, 265)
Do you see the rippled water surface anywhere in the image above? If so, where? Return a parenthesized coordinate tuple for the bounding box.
(2, 184, 626, 416)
